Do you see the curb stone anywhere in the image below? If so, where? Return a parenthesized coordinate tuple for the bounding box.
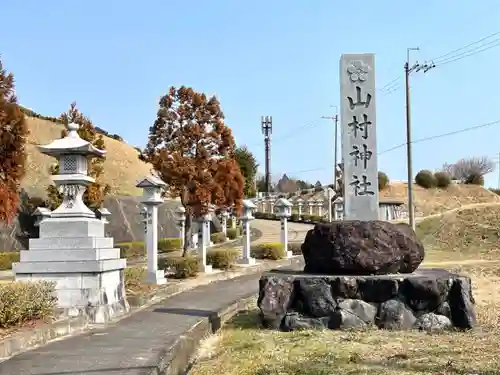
(0, 256, 300, 362)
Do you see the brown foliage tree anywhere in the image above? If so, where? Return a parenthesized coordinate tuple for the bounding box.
(0, 58, 29, 224)
(141, 86, 244, 254)
(46, 103, 110, 210)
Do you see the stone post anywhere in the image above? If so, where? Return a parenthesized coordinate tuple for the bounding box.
(238, 200, 257, 265)
(220, 208, 229, 238)
(136, 176, 167, 285)
(308, 201, 313, 215)
(325, 188, 334, 222)
(13, 122, 129, 323)
(275, 198, 293, 258)
(317, 201, 323, 217)
(296, 199, 304, 219)
(198, 212, 213, 273)
(175, 206, 186, 250)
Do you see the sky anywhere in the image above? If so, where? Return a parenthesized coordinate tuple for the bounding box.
(3, 0, 500, 188)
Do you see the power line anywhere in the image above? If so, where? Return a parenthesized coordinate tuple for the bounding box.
(285, 118, 500, 175)
(380, 29, 500, 95)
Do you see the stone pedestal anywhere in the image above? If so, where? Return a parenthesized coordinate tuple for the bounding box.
(13, 123, 129, 323)
(258, 268, 477, 331)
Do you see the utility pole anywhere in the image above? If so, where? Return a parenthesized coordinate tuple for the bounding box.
(405, 48, 435, 230)
(321, 105, 339, 190)
(261, 116, 273, 196)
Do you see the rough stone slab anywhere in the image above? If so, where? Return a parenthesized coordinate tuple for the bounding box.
(19, 248, 120, 262)
(302, 221, 425, 275)
(28, 237, 114, 250)
(13, 258, 126, 274)
(258, 268, 477, 331)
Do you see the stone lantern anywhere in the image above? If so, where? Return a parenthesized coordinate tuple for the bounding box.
(175, 205, 186, 249)
(275, 198, 293, 258)
(238, 199, 257, 265)
(334, 197, 344, 220)
(136, 174, 167, 285)
(306, 199, 314, 215)
(314, 199, 323, 217)
(13, 122, 128, 323)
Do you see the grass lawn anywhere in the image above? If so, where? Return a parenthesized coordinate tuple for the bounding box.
(189, 206, 500, 375)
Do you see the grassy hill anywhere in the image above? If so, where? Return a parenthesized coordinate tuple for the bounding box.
(416, 203, 500, 258)
(381, 181, 500, 216)
(21, 116, 153, 198)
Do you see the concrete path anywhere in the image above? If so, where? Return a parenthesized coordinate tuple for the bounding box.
(252, 219, 313, 244)
(0, 260, 301, 375)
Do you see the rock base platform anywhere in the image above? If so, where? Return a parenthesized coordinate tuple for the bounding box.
(258, 268, 477, 331)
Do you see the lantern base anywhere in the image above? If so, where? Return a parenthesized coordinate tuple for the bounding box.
(146, 270, 167, 285)
(199, 264, 213, 273)
(238, 257, 256, 266)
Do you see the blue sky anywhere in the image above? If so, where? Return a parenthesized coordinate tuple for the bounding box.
(3, 0, 500, 188)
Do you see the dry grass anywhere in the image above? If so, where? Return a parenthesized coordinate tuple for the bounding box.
(416, 203, 500, 260)
(381, 181, 500, 216)
(22, 116, 153, 198)
(189, 207, 500, 375)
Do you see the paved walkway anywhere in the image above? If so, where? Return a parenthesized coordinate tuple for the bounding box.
(0, 261, 301, 375)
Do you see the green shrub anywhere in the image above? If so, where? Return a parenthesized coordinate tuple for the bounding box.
(415, 170, 436, 189)
(251, 242, 286, 260)
(0, 281, 56, 328)
(227, 228, 239, 240)
(301, 214, 311, 221)
(290, 213, 299, 222)
(378, 171, 390, 191)
(211, 232, 227, 244)
(434, 171, 451, 188)
(206, 249, 240, 269)
(117, 242, 145, 259)
(124, 267, 146, 290)
(157, 238, 182, 253)
(0, 252, 20, 270)
(159, 256, 199, 279)
(287, 242, 302, 255)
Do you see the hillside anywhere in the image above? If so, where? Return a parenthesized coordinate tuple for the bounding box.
(380, 181, 500, 216)
(21, 116, 153, 198)
(416, 203, 500, 257)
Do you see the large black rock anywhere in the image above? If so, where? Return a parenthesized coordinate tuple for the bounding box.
(257, 268, 477, 331)
(301, 221, 425, 275)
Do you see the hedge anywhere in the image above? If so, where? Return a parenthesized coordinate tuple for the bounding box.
(210, 232, 227, 244)
(226, 227, 241, 240)
(251, 242, 286, 260)
(206, 249, 240, 269)
(157, 238, 182, 253)
(0, 252, 20, 270)
(158, 256, 199, 279)
(117, 242, 145, 259)
(0, 281, 57, 328)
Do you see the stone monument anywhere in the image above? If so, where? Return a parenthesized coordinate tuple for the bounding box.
(340, 54, 379, 221)
(238, 199, 257, 265)
(13, 122, 129, 323)
(256, 54, 477, 333)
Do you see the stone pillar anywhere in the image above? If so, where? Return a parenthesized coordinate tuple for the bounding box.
(308, 202, 313, 215)
(198, 214, 212, 273)
(317, 203, 323, 217)
(297, 203, 303, 217)
(280, 217, 292, 258)
(220, 208, 228, 238)
(239, 217, 255, 265)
